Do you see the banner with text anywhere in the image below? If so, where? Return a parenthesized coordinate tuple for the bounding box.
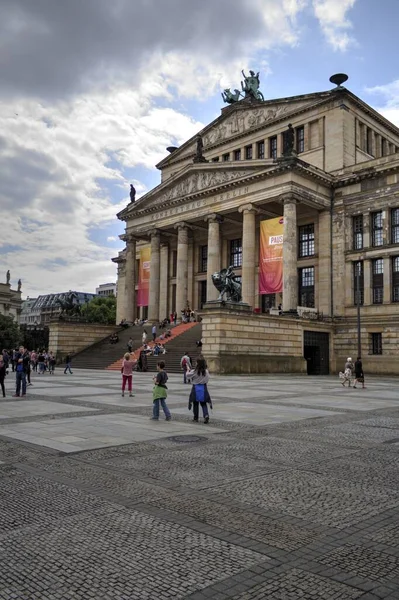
(259, 217, 284, 295)
(137, 246, 151, 307)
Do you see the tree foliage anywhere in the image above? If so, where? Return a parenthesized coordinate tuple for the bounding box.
(0, 314, 21, 350)
(80, 295, 116, 325)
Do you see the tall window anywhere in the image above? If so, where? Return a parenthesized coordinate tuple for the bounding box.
(296, 126, 305, 153)
(269, 136, 277, 159)
(393, 257, 399, 302)
(381, 138, 387, 157)
(222, 153, 230, 162)
(371, 332, 382, 355)
(366, 128, 373, 155)
(234, 149, 241, 161)
(391, 208, 399, 244)
(353, 261, 364, 305)
(199, 245, 208, 273)
(257, 141, 265, 159)
(372, 258, 384, 304)
(245, 145, 253, 160)
(212, 157, 219, 162)
(353, 215, 364, 250)
(172, 251, 177, 278)
(298, 267, 315, 308)
(371, 211, 383, 247)
(229, 239, 242, 267)
(298, 224, 315, 257)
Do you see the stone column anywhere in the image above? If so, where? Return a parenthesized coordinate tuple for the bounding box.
(159, 243, 169, 320)
(148, 230, 161, 323)
(383, 256, 391, 304)
(282, 197, 298, 312)
(124, 236, 136, 323)
(238, 204, 257, 308)
(206, 214, 222, 302)
(175, 223, 189, 318)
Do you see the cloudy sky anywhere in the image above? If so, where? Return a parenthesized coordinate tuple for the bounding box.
(1, 0, 398, 298)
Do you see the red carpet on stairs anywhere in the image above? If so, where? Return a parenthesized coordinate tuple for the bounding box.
(106, 322, 198, 371)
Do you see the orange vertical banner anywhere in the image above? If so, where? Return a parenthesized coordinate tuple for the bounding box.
(259, 217, 284, 294)
(137, 246, 151, 307)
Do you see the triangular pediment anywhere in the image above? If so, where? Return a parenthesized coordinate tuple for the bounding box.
(128, 164, 270, 214)
(157, 91, 333, 168)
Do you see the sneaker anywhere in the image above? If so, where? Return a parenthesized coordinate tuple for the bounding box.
(353, 386, 357, 388)
(21, 394, 26, 397)
(192, 418, 198, 422)
(121, 392, 124, 397)
(150, 417, 159, 420)
(204, 416, 209, 424)
(166, 416, 171, 421)
(129, 393, 134, 397)
(12, 394, 20, 397)
(28, 383, 32, 386)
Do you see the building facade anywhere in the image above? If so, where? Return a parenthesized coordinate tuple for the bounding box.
(20, 297, 38, 326)
(0, 274, 23, 323)
(95, 282, 117, 297)
(26, 291, 97, 326)
(114, 77, 399, 374)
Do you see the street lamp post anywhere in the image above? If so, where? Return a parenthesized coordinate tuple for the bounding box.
(356, 261, 362, 357)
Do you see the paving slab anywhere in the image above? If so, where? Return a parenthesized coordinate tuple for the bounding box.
(0, 400, 98, 419)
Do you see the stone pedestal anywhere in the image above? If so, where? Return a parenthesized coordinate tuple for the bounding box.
(202, 300, 252, 314)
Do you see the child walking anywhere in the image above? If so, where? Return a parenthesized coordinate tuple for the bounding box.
(121, 352, 136, 397)
(187, 356, 213, 424)
(151, 360, 171, 421)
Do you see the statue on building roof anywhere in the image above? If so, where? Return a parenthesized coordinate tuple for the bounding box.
(221, 88, 242, 104)
(241, 70, 264, 101)
(6, 270, 10, 284)
(282, 123, 296, 157)
(129, 184, 136, 203)
(193, 135, 207, 163)
(17, 279, 21, 292)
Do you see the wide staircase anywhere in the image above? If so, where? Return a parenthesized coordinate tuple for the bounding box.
(107, 322, 202, 373)
(72, 325, 149, 370)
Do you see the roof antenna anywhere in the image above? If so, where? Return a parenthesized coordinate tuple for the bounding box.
(329, 73, 348, 89)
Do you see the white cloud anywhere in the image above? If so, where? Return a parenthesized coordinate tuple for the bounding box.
(312, 0, 357, 51)
(366, 80, 399, 127)
(107, 237, 117, 242)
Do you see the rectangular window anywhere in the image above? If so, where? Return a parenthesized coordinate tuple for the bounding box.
(391, 208, 399, 244)
(172, 251, 177, 278)
(212, 157, 219, 162)
(381, 138, 387, 157)
(393, 257, 399, 302)
(353, 215, 364, 250)
(371, 332, 382, 355)
(298, 224, 315, 257)
(371, 211, 383, 247)
(229, 239, 242, 267)
(353, 261, 364, 305)
(366, 128, 373, 155)
(257, 140, 265, 159)
(269, 136, 277, 159)
(372, 258, 384, 304)
(222, 153, 230, 162)
(245, 145, 253, 160)
(234, 149, 241, 161)
(298, 267, 315, 308)
(296, 126, 305, 153)
(199, 245, 208, 273)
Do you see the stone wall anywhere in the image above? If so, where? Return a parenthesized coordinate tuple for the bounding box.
(49, 321, 118, 360)
(201, 303, 334, 374)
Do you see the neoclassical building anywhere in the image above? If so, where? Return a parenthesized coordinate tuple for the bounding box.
(0, 272, 23, 323)
(114, 75, 399, 374)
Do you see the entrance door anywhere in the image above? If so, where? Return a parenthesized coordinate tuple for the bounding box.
(304, 331, 329, 375)
(199, 280, 207, 309)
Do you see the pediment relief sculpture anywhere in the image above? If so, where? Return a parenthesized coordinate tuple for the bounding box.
(141, 169, 256, 211)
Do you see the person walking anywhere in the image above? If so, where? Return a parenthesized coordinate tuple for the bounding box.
(180, 351, 192, 384)
(173, 311, 177, 326)
(0, 355, 6, 397)
(13, 345, 29, 397)
(64, 354, 73, 374)
(121, 352, 136, 397)
(187, 356, 212, 424)
(37, 351, 45, 375)
(341, 357, 354, 387)
(353, 356, 366, 389)
(127, 337, 133, 353)
(142, 329, 147, 345)
(24, 349, 32, 386)
(151, 360, 171, 421)
(152, 323, 157, 342)
(48, 352, 56, 375)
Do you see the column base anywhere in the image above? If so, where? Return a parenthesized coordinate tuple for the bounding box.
(202, 300, 252, 313)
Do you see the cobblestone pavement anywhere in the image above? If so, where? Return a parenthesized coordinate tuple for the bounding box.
(1, 369, 399, 599)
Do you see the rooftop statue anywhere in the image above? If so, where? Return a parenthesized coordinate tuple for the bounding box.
(282, 123, 296, 157)
(129, 184, 136, 203)
(241, 70, 264, 101)
(17, 279, 21, 292)
(6, 270, 10, 284)
(212, 265, 242, 303)
(221, 88, 242, 104)
(193, 135, 207, 163)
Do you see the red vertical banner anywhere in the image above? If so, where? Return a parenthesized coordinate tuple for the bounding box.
(259, 217, 284, 294)
(137, 246, 151, 307)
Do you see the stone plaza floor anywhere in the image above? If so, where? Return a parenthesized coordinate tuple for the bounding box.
(1, 368, 399, 599)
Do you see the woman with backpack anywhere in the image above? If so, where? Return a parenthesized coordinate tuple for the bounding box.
(187, 356, 212, 424)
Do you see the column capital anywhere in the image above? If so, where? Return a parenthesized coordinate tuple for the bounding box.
(149, 228, 161, 239)
(280, 193, 300, 205)
(174, 221, 191, 231)
(238, 203, 258, 214)
(160, 241, 169, 249)
(204, 213, 223, 224)
(120, 233, 139, 244)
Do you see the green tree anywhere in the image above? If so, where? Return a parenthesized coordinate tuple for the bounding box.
(0, 314, 21, 350)
(80, 295, 117, 325)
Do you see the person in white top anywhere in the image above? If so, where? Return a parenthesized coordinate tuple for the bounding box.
(187, 356, 212, 423)
(180, 352, 192, 384)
